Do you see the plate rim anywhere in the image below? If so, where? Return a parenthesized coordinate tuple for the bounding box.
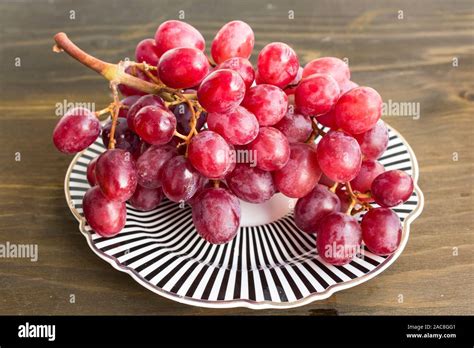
(64, 123, 424, 310)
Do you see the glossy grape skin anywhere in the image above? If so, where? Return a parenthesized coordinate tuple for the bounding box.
(207, 106, 259, 145)
(127, 94, 165, 132)
(371, 170, 414, 207)
(295, 73, 340, 116)
(274, 143, 322, 198)
(335, 186, 351, 213)
(118, 66, 150, 97)
(289, 66, 303, 86)
(136, 145, 177, 188)
(316, 109, 338, 129)
(197, 69, 246, 114)
(226, 163, 276, 203)
(334, 86, 383, 135)
(83, 186, 126, 237)
(248, 127, 290, 171)
(274, 109, 312, 143)
(192, 188, 241, 244)
(350, 160, 385, 194)
(86, 157, 98, 186)
(361, 208, 402, 255)
(154, 20, 205, 57)
(257, 42, 299, 88)
(316, 212, 362, 265)
(188, 131, 232, 179)
(294, 184, 341, 233)
(340, 80, 359, 95)
(135, 38, 160, 66)
(317, 130, 362, 183)
(53, 107, 101, 154)
(101, 118, 141, 159)
(211, 20, 254, 64)
(134, 106, 176, 145)
(215, 57, 255, 89)
(302, 57, 350, 89)
(241, 84, 288, 126)
(128, 185, 163, 212)
(354, 120, 389, 160)
(95, 149, 138, 202)
(158, 47, 209, 89)
(118, 95, 141, 118)
(172, 103, 207, 135)
(161, 155, 201, 202)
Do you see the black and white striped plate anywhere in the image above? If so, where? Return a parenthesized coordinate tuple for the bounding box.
(65, 123, 424, 309)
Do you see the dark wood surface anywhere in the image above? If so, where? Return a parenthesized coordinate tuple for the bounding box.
(0, 0, 472, 315)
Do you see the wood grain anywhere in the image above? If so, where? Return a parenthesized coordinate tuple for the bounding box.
(0, 0, 473, 315)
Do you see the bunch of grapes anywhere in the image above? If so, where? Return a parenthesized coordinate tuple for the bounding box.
(52, 20, 414, 266)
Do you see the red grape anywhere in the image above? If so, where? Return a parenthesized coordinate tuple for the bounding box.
(86, 157, 98, 186)
(172, 102, 207, 135)
(302, 57, 350, 89)
(294, 184, 341, 233)
(197, 69, 245, 113)
(335, 186, 352, 213)
(161, 155, 202, 202)
(215, 57, 255, 89)
(127, 94, 165, 132)
(257, 42, 299, 88)
(188, 131, 232, 179)
(207, 106, 259, 145)
(158, 47, 209, 89)
(118, 95, 141, 118)
(316, 109, 338, 129)
(274, 108, 312, 143)
(135, 38, 160, 66)
(118, 66, 150, 97)
(350, 160, 385, 194)
(340, 80, 359, 95)
(289, 66, 303, 85)
(53, 107, 101, 154)
(319, 173, 335, 187)
(83, 186, 126, 237)
(95, 149, 138, 202)
(361, 208, 402, 255)
(128, 185, 163, 212)
(192, 188, 241, 244)
(154, 20, 205, 57)
(316, 212, 362, 265)
(248, 127, 290, 171)
(101, 117, 141, 159)
(317, 130, 362, 182)
(136, 145, 177, 188)
(334, 86, 383, 135)
(211, 20, 254, 64)
(226, 163, 276, 203)
(242, 84, 288, 126)
(274, 143, 321, 198)
(354, 120, 389, 160)
(371, 170, 414, 207)
(134, 105, 176, 145)
(295, 73, 340, 116)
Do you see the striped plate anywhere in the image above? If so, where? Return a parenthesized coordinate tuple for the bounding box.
(64, 124, 424, 309)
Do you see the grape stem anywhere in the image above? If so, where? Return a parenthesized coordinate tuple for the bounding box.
(344, 182, 373, 214)
(306, 118, 320, 144)
(107, 83, 121, 150)
(329, 182, 338, 193)
(53, 32, 201, 147)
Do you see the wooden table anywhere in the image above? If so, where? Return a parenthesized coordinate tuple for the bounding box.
(0, 0, 472, 315)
